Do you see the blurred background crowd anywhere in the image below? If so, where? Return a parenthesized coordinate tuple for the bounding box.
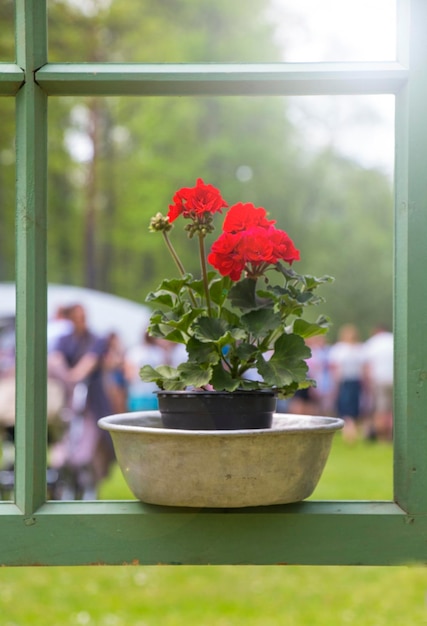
(0, 302, 393, 501)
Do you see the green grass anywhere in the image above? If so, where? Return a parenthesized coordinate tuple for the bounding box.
(2, 437, 427, 626)
(309, 436, 394, 501)
(2, 562, 427, 626)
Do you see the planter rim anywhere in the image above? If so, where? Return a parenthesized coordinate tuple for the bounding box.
(98, 411, 344, 437)
(155, 390, 277, 397)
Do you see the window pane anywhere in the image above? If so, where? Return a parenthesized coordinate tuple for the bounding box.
(0, 100, 15, 501)
(47, 93, 394, 500)
(48, 0, 397, 63)
(48, 0, 285, 63)
(275, 0, 397, 62)
(0, 1, 15, 62)
(288, 94, 395, 177)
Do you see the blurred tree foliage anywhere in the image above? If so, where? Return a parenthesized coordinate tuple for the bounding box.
(0, 0, 393, 338)
(0, 0, 16, 282)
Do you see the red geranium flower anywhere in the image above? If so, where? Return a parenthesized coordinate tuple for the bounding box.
(209, 224, 300, 281)
(222, 202, 275, 233)
(269, 228, 300, 264)
(207, 232, 246, 281)
(167, 178, 228, 223)
(236, 226, 276, 265)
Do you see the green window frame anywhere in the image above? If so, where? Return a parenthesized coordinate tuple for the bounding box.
(1, 0, 426, 567)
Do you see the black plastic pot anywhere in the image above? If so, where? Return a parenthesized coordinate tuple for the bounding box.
(156, 390, 276, 430)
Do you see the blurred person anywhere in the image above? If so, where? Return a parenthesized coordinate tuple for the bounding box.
(0, 318, 16, 379)
(124, 330, 167, 411)
(47, 305, 74, 353)
(287, 386, 317, 415)
(103, 332, 128, 414)
(307, 334, 334, 415)
(287, 336, 333, 416)
(48, 303, 115, 499)
(363, 324, 393, 441)
(329, 324, 365, 443)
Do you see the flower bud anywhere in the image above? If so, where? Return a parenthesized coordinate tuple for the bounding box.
(149, 213, 172, 233)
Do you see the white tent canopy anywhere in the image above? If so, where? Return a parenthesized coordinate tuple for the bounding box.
(0, 283, 150, 349)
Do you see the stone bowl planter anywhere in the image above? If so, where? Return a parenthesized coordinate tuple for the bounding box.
(98, 412, 344, 508)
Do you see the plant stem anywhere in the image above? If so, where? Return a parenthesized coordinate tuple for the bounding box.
(163, 231, 198, 308)
(198, 232, 212, 316)
(163, 231, 186, 276)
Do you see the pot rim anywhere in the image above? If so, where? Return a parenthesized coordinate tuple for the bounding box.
(155, 390, 277, 397)
(98, 411, 344, 437)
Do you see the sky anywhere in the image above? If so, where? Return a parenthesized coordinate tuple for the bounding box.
(273, 0, 396, 63)
(272, 0, 397, 176)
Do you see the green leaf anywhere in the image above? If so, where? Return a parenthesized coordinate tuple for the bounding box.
(304, 274, 334, 290)
(316, 314, 332, 327)
(183, 277, 205, 298)
(218, 306, 241, 327)
(177, 362, 212, 388)
(256, 333, 310, 388)
(162, 378, 190, 391)
(234, 342, 258, 361)
(145, 292, 175, 308)
(210, 363, 241, 392)
(147, 319, 186, 344)
(140, 362, 212, 391)
(228, 278, 257, 309)
(228, 327, 248, 342)
(193, 316, 228, 342)
(295, 291, 316, 304)
(254, 288, 277, 303)
(186, 336, 221, 365)
(162, 328, 187, 343)
(166, 308, 202, 332)
(147, 277, 187, 297)
(151, 308, 185, 325)
(148, 310, 166, 325)
(139, 364, 182, 389)
(258, 285, 287, 300)
(139, 364, 160, 383)
(273, 333, 311, 365)
(240, 308, 281, 336)
(208, 275, 231, 307)
(274, 263, 301, 281)
(292, 317, 330, 339)
(238, 378, 268, 391)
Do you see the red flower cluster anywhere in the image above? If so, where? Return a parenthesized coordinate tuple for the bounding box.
(167, 178, 228, 223)
(207, 202, 300, 281)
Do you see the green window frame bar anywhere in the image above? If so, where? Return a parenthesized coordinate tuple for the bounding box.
(0, 0, 425, 566)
